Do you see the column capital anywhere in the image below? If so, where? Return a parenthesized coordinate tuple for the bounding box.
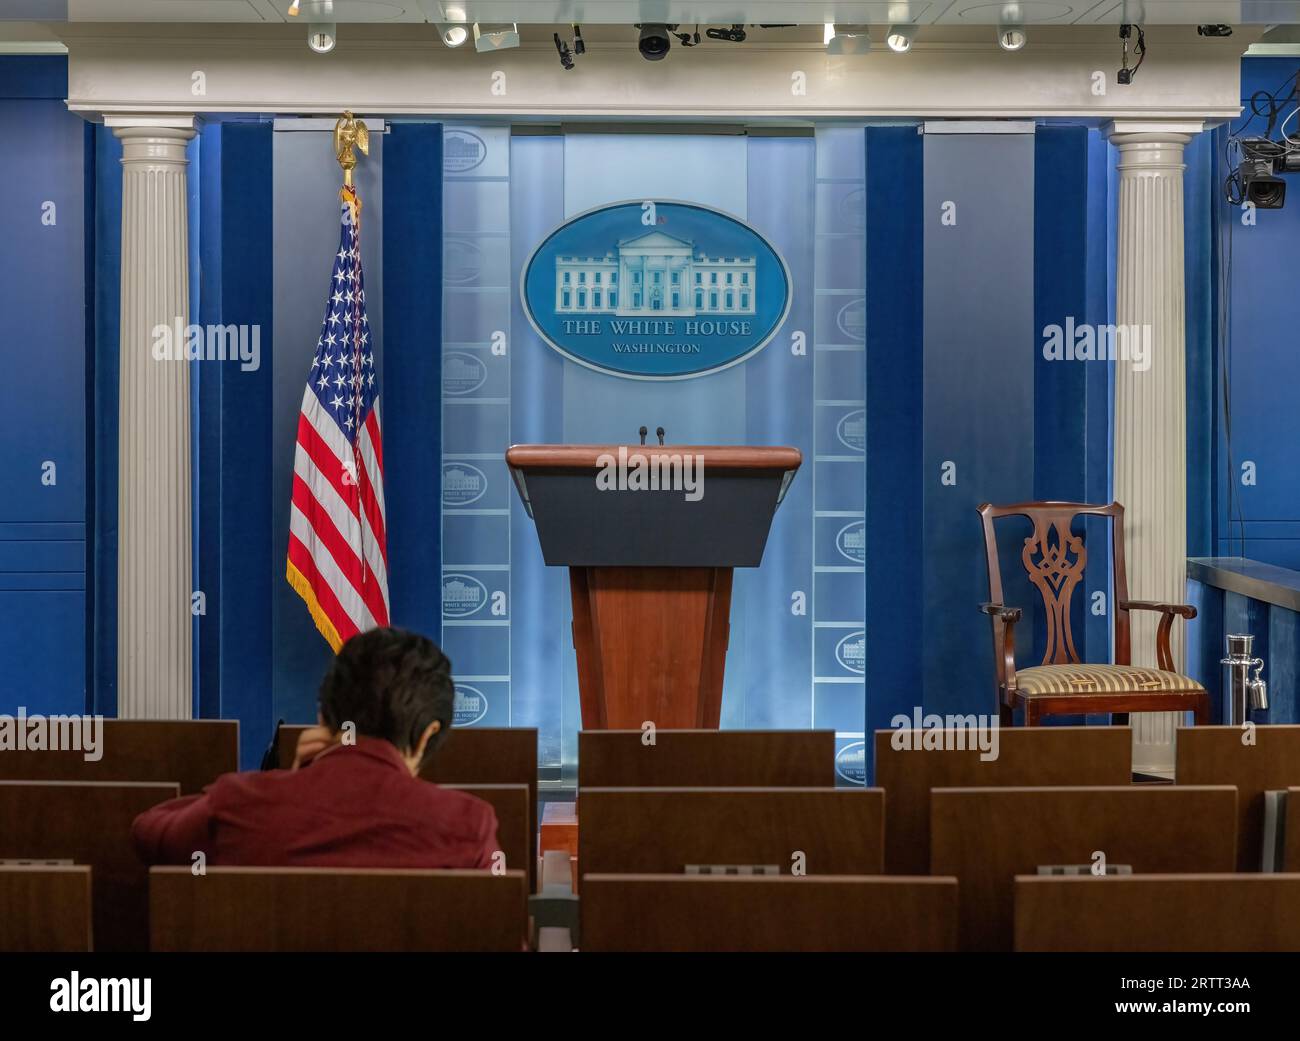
(105, 114, 197, 133)
(1105, 119, 1205, 145)
(110, 119, 196, 166)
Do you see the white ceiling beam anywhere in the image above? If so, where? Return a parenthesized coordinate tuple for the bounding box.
(56, 22, 1257, 121)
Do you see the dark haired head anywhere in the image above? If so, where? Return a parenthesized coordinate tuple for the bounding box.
(318, 627, 454, 770)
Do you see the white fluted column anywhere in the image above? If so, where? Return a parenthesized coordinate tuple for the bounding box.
(1106, 120, 1203, 774)
(112, 119, 196, 719)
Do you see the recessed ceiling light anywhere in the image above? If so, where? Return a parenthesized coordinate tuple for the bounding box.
(886, 25, 916, 53)
(307, 22, 336, 54)
(998, 25, 1027, 51)
(439, 23, 469, 48)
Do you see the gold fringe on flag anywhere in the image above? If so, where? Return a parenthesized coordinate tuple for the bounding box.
(286, 560, 344, 654)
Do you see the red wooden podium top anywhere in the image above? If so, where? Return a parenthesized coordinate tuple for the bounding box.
(505, 444, 802, 472)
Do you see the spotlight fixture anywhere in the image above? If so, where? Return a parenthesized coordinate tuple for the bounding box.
(637, 24, 673, 61)
(439, 23, 469, 47)
(554, 32, 575, 70)
(825, 24, 871, 55)
(287, 1, 300, 15)
(573, 24, 586, 55)
(705, 24, 748, 43)
(886, 25, 916, 53)
(1197, 24, 1233, 37)
(1117, 23, 1145, 84)
(307, 22, 336, 54)
(473, 23, 520, 52)
(997, 24, 1027, 51)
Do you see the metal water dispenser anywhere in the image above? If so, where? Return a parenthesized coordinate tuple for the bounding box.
(1221, 634, 1268, 724)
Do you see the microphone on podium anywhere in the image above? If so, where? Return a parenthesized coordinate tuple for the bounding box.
(657, 427, 666, 446)
(638, 426, 648, 446)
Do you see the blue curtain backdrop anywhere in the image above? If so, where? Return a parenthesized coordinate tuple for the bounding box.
(81, 116, 444, 763)
(261, 120, 444, 764)
(443, 126, 867, 782)
(1211, 57, 1300, 567)
(0, 57, 89, 717)
(865, 123, 1117, 768)
(1185, 57, 1300, 725)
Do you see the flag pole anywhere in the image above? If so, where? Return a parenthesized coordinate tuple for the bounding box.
(287, 111, 390, 649)
(333, 111, 371, 588)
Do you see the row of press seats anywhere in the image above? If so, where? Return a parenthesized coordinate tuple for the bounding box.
(569, 724, 1300, 951)
(8, 863, 1300, 953)
(0, 721, 537, 951)
(3, 721, 1300, 950)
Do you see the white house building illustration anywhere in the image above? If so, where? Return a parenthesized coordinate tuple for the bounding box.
(838, 634, 866, 671)
(555, 230, 756, 318)
(443, 466, 483, 498)
(443, 578, 484, 612)
(840, 412, 866, 447)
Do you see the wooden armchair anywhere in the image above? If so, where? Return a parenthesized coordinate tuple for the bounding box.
(978, 501, 1210, 727)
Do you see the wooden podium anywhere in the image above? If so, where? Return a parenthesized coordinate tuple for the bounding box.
(506, 444, 801, 729)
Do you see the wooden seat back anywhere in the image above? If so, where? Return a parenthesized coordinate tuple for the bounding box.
(930, 785, 1238, 950)
(578, 787, 884, 877)
(150, 866, 528, 951)
(1015, 873, 1300, 951)
(1175, 724, 1300, 869)
(578, 729, 835, 788)
(581, 874, 957, 951)
(0, 864, 93, 952)
(442, 783, 529, 880)
(875, 725, 1133, 873)
(0, 719, 237, 795)
(0, 780, 179, 951)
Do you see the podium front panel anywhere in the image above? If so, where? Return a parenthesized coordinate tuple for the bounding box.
(523, 471, 786, 568)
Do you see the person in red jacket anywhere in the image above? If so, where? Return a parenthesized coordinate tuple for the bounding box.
(132, 627, 502, 870)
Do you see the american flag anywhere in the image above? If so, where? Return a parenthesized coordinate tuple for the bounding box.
(286, 185, 389, 651)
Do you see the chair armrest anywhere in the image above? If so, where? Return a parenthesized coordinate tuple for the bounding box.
(979, 602, 1023, 623)
(979, 603, 1021, 692)
(1119, 600, 1197, 619)
(1118, 601, 1196, 671)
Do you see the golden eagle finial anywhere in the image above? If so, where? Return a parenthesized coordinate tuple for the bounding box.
(333, 111, 369, 189)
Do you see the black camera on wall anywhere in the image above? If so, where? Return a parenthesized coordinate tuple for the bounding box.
(1238, 139, 1299, 209)
(637, 24, 673, 61)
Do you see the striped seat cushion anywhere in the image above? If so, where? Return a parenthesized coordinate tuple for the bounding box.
(1016, 663, 1206, 698)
